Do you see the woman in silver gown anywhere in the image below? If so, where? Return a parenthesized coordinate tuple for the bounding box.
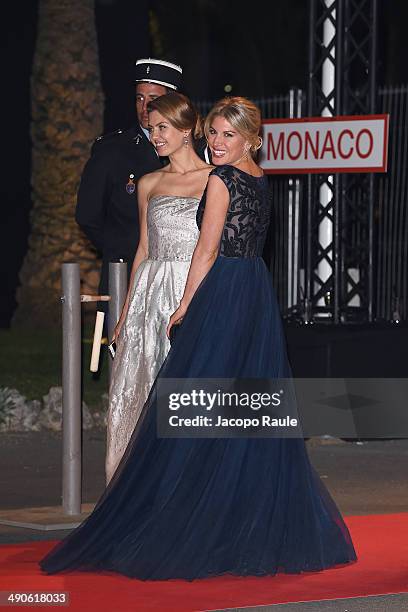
(106, 93, 211, 482)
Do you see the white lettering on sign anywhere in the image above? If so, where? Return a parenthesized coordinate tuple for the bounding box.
(259, 115, 389, 174)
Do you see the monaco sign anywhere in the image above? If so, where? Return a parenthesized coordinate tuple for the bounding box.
(260, 114, 389, 174)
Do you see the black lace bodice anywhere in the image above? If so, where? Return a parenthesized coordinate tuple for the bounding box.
(196, 165, 271, 258)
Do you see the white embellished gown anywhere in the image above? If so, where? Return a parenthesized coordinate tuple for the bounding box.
(106, 195, 199, 482)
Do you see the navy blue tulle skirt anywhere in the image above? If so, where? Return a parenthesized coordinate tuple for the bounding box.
(40, 257, 356, 580)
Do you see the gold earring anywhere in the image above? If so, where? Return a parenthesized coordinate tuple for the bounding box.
(184, 135, 189, 147)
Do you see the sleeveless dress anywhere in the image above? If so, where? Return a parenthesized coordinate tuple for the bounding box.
(106, 196, 199, 481)
(41, 165, 356, 580)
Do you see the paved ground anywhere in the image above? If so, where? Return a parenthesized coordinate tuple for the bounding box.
(1, 432, 407, 517)
(0, 433, 407, 611)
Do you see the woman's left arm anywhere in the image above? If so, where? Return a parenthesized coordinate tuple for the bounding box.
(167, 174, 229, 337)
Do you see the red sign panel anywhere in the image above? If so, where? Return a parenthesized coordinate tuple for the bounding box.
(259, 114, 389, 174)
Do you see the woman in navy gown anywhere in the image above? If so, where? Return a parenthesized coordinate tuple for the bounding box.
(40, 96, 356, 580)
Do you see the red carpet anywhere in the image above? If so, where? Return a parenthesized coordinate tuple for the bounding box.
(1, 514, 408, 611)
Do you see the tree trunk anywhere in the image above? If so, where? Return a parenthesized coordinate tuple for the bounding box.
(14, 0, 103, 326)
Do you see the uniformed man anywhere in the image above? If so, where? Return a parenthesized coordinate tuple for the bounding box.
(75, 58, 184, 312)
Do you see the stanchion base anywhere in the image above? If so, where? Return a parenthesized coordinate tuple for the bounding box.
(0, 503, 94, 531)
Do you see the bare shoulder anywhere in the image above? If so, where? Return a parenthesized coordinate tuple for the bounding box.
(207, 171, 229, 197)
(138, 168, 166, 196)
(138, 168, 164, 187)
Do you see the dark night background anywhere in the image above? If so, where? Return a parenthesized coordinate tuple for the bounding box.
(1, 0, 408, 327)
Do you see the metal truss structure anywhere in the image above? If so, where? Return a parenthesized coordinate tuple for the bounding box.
(305, 0, 378, 323)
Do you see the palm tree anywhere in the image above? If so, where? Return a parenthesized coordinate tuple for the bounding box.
(14, 0, 103, 326)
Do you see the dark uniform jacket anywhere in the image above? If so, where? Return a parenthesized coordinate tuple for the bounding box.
(75, 123, 162, 297)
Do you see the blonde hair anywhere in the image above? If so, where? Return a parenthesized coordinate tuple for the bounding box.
(147, 92, 203, 140)
(204, 96, 262, 156)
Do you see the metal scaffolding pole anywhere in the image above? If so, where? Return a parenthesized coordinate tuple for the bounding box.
(287, 88, 302, 311)
(318, 1, 336, 313)
(307, 0, 378, 323)
(368, 0, 379, 321)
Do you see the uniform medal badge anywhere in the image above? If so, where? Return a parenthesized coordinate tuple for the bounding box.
(126, 173, 136, 194)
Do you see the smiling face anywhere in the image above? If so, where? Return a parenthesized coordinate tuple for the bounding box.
(207, 115, 249, 165)
(148, 109, 187, 156)
(136, 82, 168, 129)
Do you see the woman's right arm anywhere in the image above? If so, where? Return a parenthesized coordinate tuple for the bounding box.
(111, 177, 150, 341)
(167, 175, 229, 337)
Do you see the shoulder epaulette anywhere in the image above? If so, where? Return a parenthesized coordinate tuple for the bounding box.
(94, 128, 124, 145)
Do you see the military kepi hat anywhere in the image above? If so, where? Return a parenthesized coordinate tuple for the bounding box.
(134, 58, 182, 90)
